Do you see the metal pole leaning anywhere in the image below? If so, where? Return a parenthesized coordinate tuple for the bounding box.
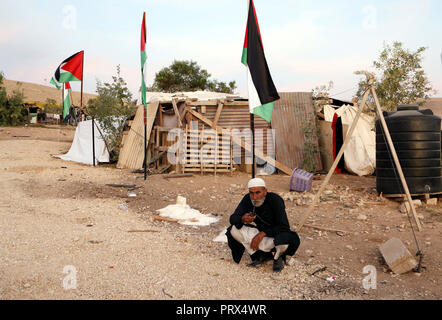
(371, 87, 422, 231)
(296, 86, 372, 232)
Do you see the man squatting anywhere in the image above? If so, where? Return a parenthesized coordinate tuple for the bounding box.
(226, 178, 300, 272)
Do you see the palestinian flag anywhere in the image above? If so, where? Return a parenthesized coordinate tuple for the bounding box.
(140, 12, 147, 113)
(62, 82, 72, 120)
(241, 0, 279, 123)
(50, 51, 84, 90)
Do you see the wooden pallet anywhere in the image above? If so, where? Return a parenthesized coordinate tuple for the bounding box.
(179, 124, 234, 175)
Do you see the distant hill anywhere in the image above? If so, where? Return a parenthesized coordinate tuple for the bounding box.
(2, 79, 97, 106)
(423, 97, 442, 120)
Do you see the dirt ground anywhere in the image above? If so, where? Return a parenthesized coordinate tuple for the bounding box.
(0, 125, 441, 300)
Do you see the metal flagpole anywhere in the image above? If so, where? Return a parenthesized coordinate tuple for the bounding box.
(92, 116, 96, 167)
(144, 108, 147, 180)
(250, 113, 256, 178)
(80, 50, 84, 122)
(61, 85, 64, 123)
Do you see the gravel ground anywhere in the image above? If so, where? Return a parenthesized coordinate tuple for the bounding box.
(0, 126, 440, 300)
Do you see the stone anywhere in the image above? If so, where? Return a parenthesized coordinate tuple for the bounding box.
(398, 200, 422, 214)
(424, 198, 438, 206)
(379, 238, 417, 275)
(357, 214, 368, 221)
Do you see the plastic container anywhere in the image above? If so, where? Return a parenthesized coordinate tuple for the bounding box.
(376, 104, 442, 195)
(290, 168, 313, 192)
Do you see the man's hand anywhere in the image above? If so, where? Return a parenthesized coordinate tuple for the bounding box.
(251, 231, 266, 251)
(241, 213, 256, 224)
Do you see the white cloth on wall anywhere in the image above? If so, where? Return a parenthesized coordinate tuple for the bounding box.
(323, 105, 376, 176)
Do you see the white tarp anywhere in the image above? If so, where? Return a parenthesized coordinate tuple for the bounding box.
(54, 120, 109, 165)
(136, 90, 246, 105)
(156, 196, 219, 226)
(324, 105, 376, 176)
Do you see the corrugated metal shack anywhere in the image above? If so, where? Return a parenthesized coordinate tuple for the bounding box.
(117, 91, 322, 175)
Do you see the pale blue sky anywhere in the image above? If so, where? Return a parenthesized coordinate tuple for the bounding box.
(0, 0, 441, 101)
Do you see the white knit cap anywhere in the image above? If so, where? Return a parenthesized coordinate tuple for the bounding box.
(248, 178, 266, 189)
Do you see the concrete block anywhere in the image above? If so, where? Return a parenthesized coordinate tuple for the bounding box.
(379, 238, 417, 275)
(398, 200, 422, 214)
(424, 198, 438, 206)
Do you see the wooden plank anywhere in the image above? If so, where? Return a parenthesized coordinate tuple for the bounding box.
(172, 99, 183, 127)
(117, 102, 159, 169)
(187, 100, 248, 106)
(187, 108, 293, 175)
(163, 173, 194, 179)
(212, 101, 224, 128)
(153, 215, 178, 223)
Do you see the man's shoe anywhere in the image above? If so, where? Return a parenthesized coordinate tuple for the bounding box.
(247, 251, 273, 268)
(273, 256, 284, 273)
(247, 260, 264, 268)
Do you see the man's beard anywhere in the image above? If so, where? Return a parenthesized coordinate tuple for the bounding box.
(251, 196, 266, 207)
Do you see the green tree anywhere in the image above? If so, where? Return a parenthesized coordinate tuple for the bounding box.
(152, 60, 236, 93)
(43, 98, 61, 114)
(355, 42, 435, 111)
(0, 72, 27, 126)
(87, 65, 136, 162)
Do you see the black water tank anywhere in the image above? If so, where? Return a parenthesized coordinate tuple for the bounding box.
(376, 104, 442, 195)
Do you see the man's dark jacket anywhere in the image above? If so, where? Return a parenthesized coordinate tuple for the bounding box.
(226, 192, 300, 263)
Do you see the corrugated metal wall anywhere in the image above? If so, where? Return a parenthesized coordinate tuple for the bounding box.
(272, 92, 323, 171)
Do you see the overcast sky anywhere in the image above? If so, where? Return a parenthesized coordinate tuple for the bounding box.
(0, 0, 441, 102)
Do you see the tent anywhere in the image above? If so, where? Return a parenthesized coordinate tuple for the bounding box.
(323, 104, 376, 176)
(54, 119, 110, 165)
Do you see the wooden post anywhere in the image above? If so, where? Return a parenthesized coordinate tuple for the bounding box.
(213, 100, 224, 128)
(172, 99, 182, 127)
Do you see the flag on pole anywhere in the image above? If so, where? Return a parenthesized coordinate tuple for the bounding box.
(50, 51, 84, 89)
(63, 82, 72, 120)
(140, 12, 148, 113)
(242, 0, 279, 123)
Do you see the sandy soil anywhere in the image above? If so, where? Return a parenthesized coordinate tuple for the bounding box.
(0, 125, 440, 300)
